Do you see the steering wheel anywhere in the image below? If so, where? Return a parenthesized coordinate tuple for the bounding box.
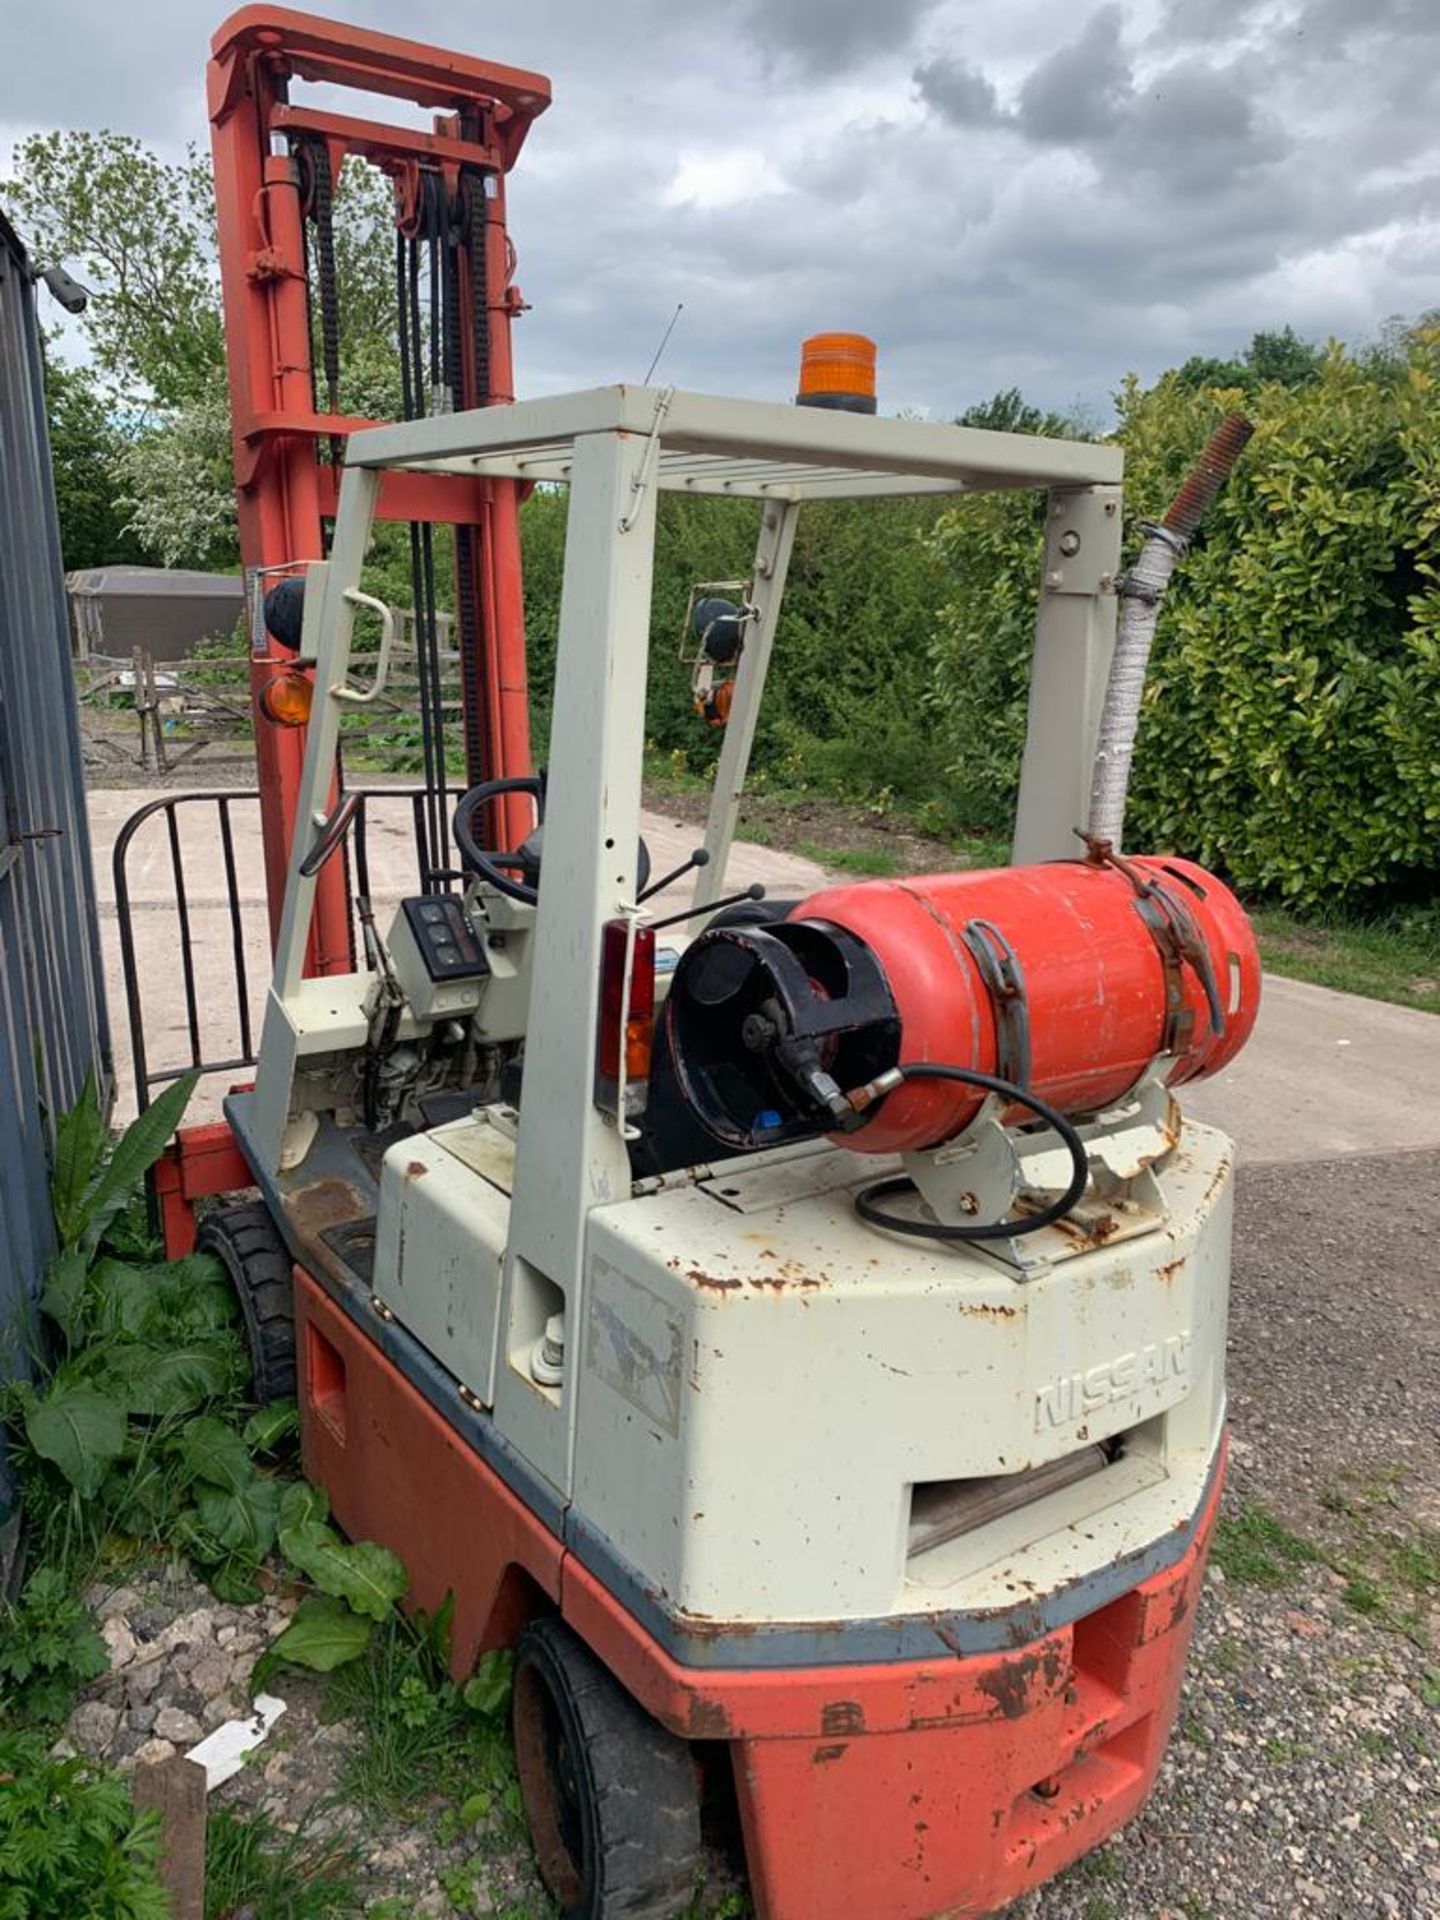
(453, 775, 652, 906)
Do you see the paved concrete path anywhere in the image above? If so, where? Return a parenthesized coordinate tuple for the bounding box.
(90, 786, 830, 1120)
(91, 786, 1440, 1151)
(1183, 973, 1440, 1166)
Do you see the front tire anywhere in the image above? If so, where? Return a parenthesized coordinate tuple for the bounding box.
(512, 1617, 701, 1918)
(196, 1201, 296, 1404)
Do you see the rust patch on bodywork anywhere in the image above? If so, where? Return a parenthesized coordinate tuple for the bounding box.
(687, 1697, 732, 1738)
(1155, 1257, 1184, 1285)
(1051, 1211, 1120, 1251)
(1202, 1153, 1233, 1205)
(404, 1159, 428, 1180)
(978, 1660, 1036, 1721)
(687, 1269, 742, 1291)
(975, 1642, 1066, 1721)
(283, 1177, 369, 1282)
(812, 1743, 848, 1764)
(820, 1699, 866, 1737)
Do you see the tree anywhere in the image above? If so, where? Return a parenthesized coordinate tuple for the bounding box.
(6, 131, 405, 570)
(42, 357, 151, 570)
(1175, 326, 1322, 396)
(6, 132, 223, 405)
(115, 390, 238, 570)
(1245, 326, 1324, 389)
(957, 388, 1077, 437)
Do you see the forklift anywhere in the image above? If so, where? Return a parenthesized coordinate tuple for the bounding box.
(166, 14, 1260, 1916)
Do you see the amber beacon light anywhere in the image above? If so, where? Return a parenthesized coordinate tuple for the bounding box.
(796, 331, 877, 413)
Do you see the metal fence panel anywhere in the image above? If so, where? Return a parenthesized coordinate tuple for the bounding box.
(0, 209, 111, 1527)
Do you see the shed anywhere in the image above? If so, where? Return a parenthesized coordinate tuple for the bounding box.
(68, 564, 244, 663)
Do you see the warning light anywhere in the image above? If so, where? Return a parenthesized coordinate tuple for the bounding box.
(796, 332, 877, 415)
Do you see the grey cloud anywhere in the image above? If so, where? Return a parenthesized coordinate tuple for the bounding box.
(4, 0, 1440, 425)
(1017, 5, 1132, 145)
(920, 15, 1287, 203)
(742, 0, 942, 74)
(913, 56, 1003, 127)
(1154, 0, 1276, 44)
(1300, 0, 1440, 36)
(1112, 59, 1290, 193)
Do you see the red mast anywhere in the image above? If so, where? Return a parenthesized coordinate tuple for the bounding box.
(208, 6, 550, 970)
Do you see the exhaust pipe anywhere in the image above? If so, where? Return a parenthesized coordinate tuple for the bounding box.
(1087, 412, 1254, 851)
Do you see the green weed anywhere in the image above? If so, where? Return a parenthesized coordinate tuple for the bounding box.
(326, 1609, 519, 1822)
(203, 1805, 363, 1920)
(0, 1731, 168, 1919)
(1210, 1503, 1317, 1587)
(1082, 1847, 1124, 1884)
(1321, 1470, 1440, 1644)
(0, 1566, 109, 1727)
(681, 1883, 751, 1920)
(1343, 1576, 1385, 1618)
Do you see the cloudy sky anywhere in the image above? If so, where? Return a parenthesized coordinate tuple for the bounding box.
(4, 0, 1439, 418)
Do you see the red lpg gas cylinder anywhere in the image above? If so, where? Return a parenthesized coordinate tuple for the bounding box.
(792, 855, 1260, 1155)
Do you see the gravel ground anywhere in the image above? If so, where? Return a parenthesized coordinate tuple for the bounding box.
(64, 1567, 554, 1917)
(55, 1148, 1440, 1918)
(1021, 1147, 1440, 1920)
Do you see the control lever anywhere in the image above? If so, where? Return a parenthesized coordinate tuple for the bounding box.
(638, 846, 709, 904)
(647, 882, 765, 933)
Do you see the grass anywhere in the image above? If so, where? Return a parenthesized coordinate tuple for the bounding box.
(1210, 1502, 1318, 1587)
(326, 1617, 521, 1824)
(1320, 1469, 1440, 1643)
(1251, 903, 1440, 1014)
(204, 1806, 363, 1920)
(796, 841, 903, 877)
(317, 1618, 539, 1917)
(1211, 1474, 1439, 1644)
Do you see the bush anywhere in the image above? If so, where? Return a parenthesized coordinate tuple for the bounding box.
(520, 484, 958, 821)
(931, 339, 1440, 909)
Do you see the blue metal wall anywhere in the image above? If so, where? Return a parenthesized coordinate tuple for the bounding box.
(0, 209, 111, 1524)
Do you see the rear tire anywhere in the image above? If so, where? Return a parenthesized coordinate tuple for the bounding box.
(196, 1202, 296, 1404)
(513, 1617, 701, 1919)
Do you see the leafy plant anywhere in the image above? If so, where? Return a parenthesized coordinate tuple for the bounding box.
(0, 1568, 109, 1726)
(6, 1252, 252, 1581)
(0, 1732, 169, 1920)
(49, 1069, 199, 1268)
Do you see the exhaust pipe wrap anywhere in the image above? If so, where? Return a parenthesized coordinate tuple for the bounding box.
(1087, 412, 1254, 851)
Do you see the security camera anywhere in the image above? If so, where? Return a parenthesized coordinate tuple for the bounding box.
(36, 263, 91, 314)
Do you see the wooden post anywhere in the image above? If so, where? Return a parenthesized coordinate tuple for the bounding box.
(133, 1754, 207, 1919)
(133, 646, 151, 773)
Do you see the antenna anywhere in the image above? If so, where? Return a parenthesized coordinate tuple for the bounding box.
(643, 302, 684, 385)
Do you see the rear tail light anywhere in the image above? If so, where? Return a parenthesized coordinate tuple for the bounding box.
(595, 917, 655, 1121)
